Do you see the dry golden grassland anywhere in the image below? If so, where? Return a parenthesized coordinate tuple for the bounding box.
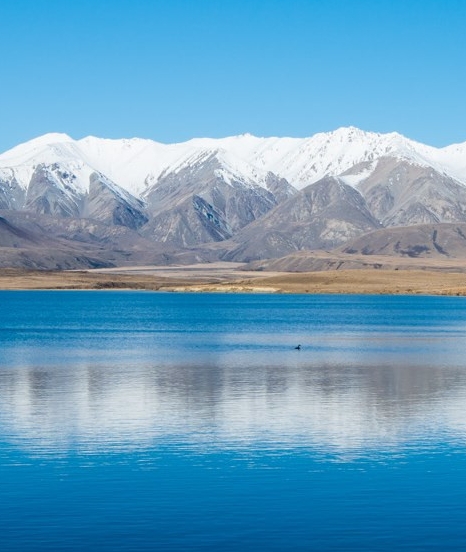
(2, 264, 466, 295)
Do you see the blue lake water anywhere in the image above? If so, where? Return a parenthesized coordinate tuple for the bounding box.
(1, 291, 466, 550)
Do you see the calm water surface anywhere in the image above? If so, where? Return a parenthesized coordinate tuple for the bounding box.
(1, 291, 466, 550)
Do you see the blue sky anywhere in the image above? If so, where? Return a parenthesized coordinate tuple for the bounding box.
(1, 0, 465, 151)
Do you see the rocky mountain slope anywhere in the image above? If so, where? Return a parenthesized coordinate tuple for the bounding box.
(1, 127, 466, 269)
(242, 223, 466, 273)
(220, 177, 381, 262)
(341, 223, 466, 259)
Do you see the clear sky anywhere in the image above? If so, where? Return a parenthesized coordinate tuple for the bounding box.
(1, 0, 465, 151)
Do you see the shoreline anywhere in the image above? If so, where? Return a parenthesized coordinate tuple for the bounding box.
(1, 265, 466, 296)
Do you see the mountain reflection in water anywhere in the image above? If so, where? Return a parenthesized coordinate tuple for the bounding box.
(1, 361, 465, 455)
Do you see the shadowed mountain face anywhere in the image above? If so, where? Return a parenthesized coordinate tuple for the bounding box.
(0, 216, 43, 248)
(83, 173, 148, 230)
(0, 211, 114, 269)
(0, 210, 200, 270)
(2, 130, 466, 269)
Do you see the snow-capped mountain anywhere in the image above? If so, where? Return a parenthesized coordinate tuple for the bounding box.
(2, 127, 466, 269)
(0, 132, 290, 199)
(2, 127, 466, 199)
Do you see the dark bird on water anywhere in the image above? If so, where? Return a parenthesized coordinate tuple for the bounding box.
(295, 344, 301, 350)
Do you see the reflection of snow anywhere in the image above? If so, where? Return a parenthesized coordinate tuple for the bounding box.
(0, 362, 465, 457)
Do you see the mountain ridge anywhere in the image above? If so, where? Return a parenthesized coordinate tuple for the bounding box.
(2, 127, 466, 270)
(2, 127, 466, 198)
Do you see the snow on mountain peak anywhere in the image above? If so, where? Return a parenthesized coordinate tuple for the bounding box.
(1, 128, 466, 198)
(0, 132, 74, 165)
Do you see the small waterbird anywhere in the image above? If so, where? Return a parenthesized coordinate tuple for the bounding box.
(295, 344, 301, 350)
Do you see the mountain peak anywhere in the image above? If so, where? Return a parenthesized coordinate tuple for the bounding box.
(0, 132, 74, 165)
(33, 132, 73, 144)
(15, 132, 74, 152)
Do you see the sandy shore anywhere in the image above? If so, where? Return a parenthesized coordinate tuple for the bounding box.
(1, 262, 466, 295)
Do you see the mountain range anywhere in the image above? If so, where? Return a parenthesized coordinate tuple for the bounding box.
(1, 127, 466, 270)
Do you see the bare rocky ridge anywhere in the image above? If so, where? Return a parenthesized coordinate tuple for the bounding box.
(219, 177, 381, 262)
(141, 152, 293, 247)
(24, 164, 82, 217)
(356, 158, 466, 226)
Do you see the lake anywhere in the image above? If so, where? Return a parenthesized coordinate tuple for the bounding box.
(1, 291, 466, 550)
